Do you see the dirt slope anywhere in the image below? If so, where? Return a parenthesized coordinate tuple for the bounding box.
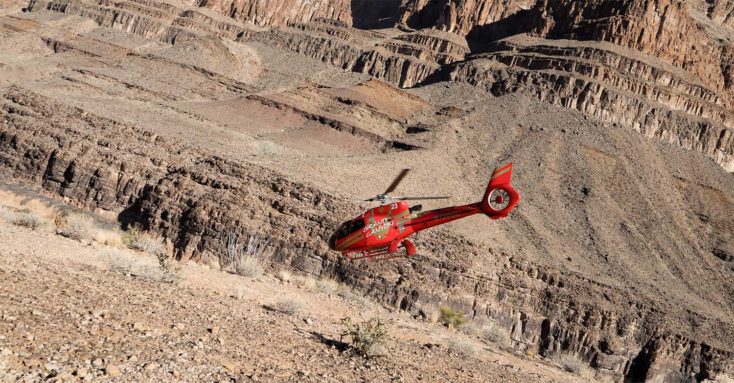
(0, 209, 585, 383)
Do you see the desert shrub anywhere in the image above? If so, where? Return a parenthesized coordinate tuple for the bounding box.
(93, 228, 124, 247)
(482, 323, 511, 346)
(439, 307, 465, 328)
(316, 278, 339, 294)
(336, 284, 356, 300)
(458, 321, 481, 337)
(101, 248, 178, 284)
(235, 255, 263, 277)
(340, 317, 388, 358)
(556, 352, 586, 374)
(221, 232, 269, 277)
(56, 213, 95, 242)
(276, 270, 291, 283)
(156, 254, 181, 284)
(271, 298, 303, 315)
(123, 227, 166, 256)
(101, 248, 138, 274)
(294, 276, 317, 290)
(418, 305, 440, 323)
(230, 286, 247, 300)
(0, 208, 46, 230)
(447, 337, 476, 356)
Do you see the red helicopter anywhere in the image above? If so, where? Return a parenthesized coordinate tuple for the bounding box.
(328, 163, 520, 260)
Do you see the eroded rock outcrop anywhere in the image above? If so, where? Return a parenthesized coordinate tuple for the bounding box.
(2, 83, 734, 381)
(29, 0, 734, 172)
(400, 0, 535, 36)
(442, 36, 734, 171)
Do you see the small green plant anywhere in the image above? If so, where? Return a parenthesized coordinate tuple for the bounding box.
(439, 307, 465, 328)
(340, 317, 388, 358)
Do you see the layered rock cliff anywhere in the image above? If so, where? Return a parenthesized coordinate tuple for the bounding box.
(5, 0, 734, 381)
(28, 0, 734, 172)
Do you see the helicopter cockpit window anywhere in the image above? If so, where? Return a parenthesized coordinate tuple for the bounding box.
(335, 219, 365, 239)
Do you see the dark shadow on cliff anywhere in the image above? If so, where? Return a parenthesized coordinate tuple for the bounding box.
(350, 0, 401, 29)
(411, 8, 537, 88)
(117, 185, 153, 230)
(625, 340, 653, 382)
(400, 0, 444, 30)
(466, 9, 534, 54)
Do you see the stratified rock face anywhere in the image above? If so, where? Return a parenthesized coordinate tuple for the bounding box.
(27, 0, 734, 171)
(444, 36, 734, 171)
(400, 0, 535, 35)
(2, 86, 734, 382)
(6, 1, 734, 381)
(529, 0, 732, 101)
(194, 0, 352, 27)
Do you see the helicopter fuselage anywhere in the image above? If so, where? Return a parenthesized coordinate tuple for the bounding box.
(328, 163, 520, 260)
(328, 201, 485, 256)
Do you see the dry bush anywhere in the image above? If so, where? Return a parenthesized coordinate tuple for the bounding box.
(317, 278, 339, 294)
(294, 276, 317, 290)
(101, 248, 139, 274)
(221, 232, 269, 278)
(56, 213, 95, 242)
(418, 305, 440, 323)
(482, 323, 511, 346)
(93, 228, 124, 248)
(555, 352, 587, 375)
(336, 284, 357, 300)
(439, 307, 465, 328)
(120, 227, 178, 283)
(123, 228, 166, 256)
(235, 256, 263, 277)
(276, 270, 291, 283)
(458, 321, 481, 337)
(230, 286, 248, 300)
(101, 248, 178, 284)
(447, 337, 476, 356)
(0, 207, 46, 230)
(340, 317, 388, 359)
(271, 298, 303, 315)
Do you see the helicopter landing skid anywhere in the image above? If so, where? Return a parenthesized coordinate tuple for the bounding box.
(344, 240, 417, 261)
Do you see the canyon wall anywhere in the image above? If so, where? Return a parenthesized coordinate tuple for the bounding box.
(2, 81, 733, 382)
(6, 0, 734, 381)
(29, 0, 734, 171)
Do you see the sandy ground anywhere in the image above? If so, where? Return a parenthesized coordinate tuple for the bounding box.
(0, 205, 586, 382)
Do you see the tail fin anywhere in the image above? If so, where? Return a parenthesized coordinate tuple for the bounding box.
(479, 163, 521, 219)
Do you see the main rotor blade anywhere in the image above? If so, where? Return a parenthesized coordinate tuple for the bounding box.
(396, 196, 451, 200)
(384, 169, 411, 194)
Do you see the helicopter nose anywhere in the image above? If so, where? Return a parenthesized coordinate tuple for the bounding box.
(328, 233, 338, 250)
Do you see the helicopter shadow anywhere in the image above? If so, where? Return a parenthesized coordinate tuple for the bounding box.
(309, 331, 349, 352)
